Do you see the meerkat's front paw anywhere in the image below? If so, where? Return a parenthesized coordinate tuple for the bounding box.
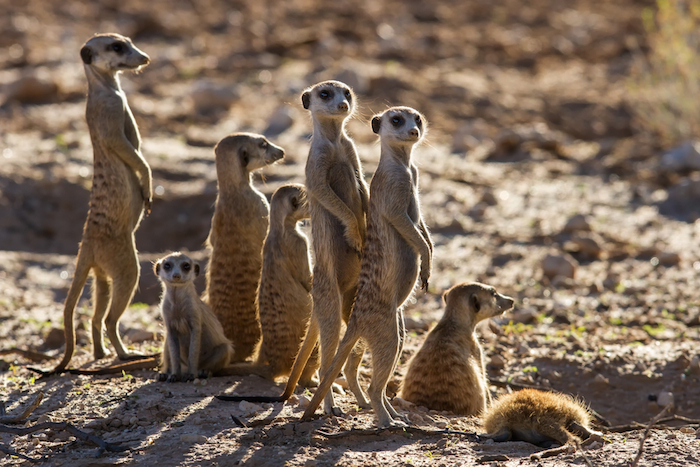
(166, 374, 180, 383)
(344, 225, 363, 257)
(182, 373, 195, 382)
(197, 369, 212, 379)
(158, 373, 169, 382)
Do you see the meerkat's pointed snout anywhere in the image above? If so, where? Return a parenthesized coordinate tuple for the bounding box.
(338, 101, 349, 112)
(499, 294, 515, 313)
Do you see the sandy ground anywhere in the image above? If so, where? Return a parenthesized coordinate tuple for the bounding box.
(0, 0, 699, 465)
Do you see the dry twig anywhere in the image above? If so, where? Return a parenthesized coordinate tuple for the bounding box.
(630, 404, 673, 467)
(313, 426, 479, 440)
(0, 348, 53, 362)
(0, 391, 43, 424)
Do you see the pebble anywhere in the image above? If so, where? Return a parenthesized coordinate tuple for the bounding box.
(435, 421, 448, 429)
(191, 80, 238, 114)
(108, 418, 122, 429)
(304, 460, 317, 467)
(489, 354, 506, 369)
(297, 395, 311, 409)
(541, 254, 577, 280)
(180, 434, 207, 444)
(591, 373, 609, 387)
(696, 427, 700, 438)
(264, 105, 296, 137)
(282, 425, 294, 436)
(297, 422, 314, 434)
(239, 401, 263, 415)
(392, 397, 413, 409)
(334, 376, 349, 389)
(436, 438, 448, 448)
(657, 391, 674, 408)
(658, 252, 680, 266)
(288, 394, 299, 405)
(124, 328, 155, 343)
(36, 414, 52, 424)
(43, 327, 65, 349)
(562, 214, 591, 233)
(679, 426, 695, 434)
(6, 72, 59, 104)
(660, 141, 700, 171)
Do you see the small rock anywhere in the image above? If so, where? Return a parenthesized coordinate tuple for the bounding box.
(436, 438, 448, 448)
(129, 416, 139, 426)
(479, 189, 498, 206)
(304, 459, 317, 467)
(124, 328, 156, 343)
(511, 307, 538, 324)
(297, 395, 311, 409)
(562, 214, 591, 233)
(264, 105, 295, 137)
(36, 414, 52, 424)
(409, 413, 424, 424)
(282, 425, 294, 436)
(551, 274, 574, 289)
(108, 418, 122, 429)
(288, 394, 299, 405)
(42, 327, 65, 350)
(297, 422, 314, 434)
(6, 72, 59, 104)
(696, 427, 700, 438)
(680, 426, 695, 434)
(591, 373, 609, 387)
(602, 272, 620, 290)
(191, 80, 238, 114)
(238, 401, 263, 415)
(567, 235, 603, 259)
(489, 354, 506, 370)
(334, 376, 348, 389)
(541, 254, 577, 280)
(660, 141, 700, 172)
(658, 252, 680, 267)
(435, 421, 448, 430)
(180, 434, 207, 444)
(392, 397, 413, 409)
(657, 391, 674, 408)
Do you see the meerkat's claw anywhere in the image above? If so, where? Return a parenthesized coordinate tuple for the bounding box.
(166, 374, 180, 383)
(182, 373, 195, 382)
(158, 373, 168, 382)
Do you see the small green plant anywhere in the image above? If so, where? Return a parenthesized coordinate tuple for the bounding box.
(129, 302, 149, 310)
(522, 365, 538, 373)
(643, 323, 666, 337)
(122, 370, 134, 380)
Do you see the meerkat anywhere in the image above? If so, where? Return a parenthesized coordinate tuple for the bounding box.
(301, 106, 433, 428)
(216, 81, 371, 411)
(50, 33, 153, 374)
(483, 388, 603, 459)
(217, 184, 319, 385)
(155, 252, 233, 382)
(400, 282, 514, 415)
(204, 133, 285, 362)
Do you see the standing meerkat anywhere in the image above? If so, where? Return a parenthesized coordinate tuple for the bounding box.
(217, 184, 319, 384)
(483, 388, 602, 460)
(400, 282, 514, 415)
(217, 81, 371, 411)
(154, 252, 233, 382)
(51, 33, 152, 374)
(204, 133, 284, 362)
(302, 106, 433, 428)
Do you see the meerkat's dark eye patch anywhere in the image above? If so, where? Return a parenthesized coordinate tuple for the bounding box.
(470, 294, 481, 312)
(260, 140, 268, 149)
(240, 148, 249, 166)
(110, 42, 126, 54)
(391, 116, 404, 127)
(319, 89, 333, 100)
(163, 262, 172, 271)
(415, 115, 422, 128)
(182, 262, 191, 271)
(344, 89, 352, 100)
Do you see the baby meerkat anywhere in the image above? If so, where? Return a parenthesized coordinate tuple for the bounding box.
(483, 388, 602, 459)
(218, 184, 319, 384)
(204, 133, 285, 362)
(155, 252, 233, 382)
(52, 33, 152, 374)
(400, 282, 514, 415)
(302, 106, 433, 428)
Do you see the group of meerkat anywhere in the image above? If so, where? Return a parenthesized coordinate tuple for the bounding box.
(48, 32, 602, 457)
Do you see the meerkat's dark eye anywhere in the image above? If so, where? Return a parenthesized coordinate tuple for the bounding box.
(344, 89, 352, 100)
(163, 262, 172, 270)
(391, 116, 404, 127)
(415, 115, 422, 126)
(319, 90, 329, 100)
(260, 141, 268, 149)
(182, 263, 191, 271)
(111, 42, 125, 54)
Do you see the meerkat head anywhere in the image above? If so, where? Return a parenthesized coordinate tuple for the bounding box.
(154, 252, 200, 287)
(371, 106, 427, 147)
(271, 183, 310, 224)
(443, 282, 514, 326)
(301, 80, 356, 119)
(80, 33, 150, 73)
(214, 132, 285, 181)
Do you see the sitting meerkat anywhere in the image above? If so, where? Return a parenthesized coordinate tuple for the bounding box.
(219, 184, 319, 385)
(204, 133, 285, 362)
(400, 282, 514, 415)
(483, 388, 603, 460)
(155, 252, 233, 382)
(52, 33, 153, 374)
(301, 106, 433, 428)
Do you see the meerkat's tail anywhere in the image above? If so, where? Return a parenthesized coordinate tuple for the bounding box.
(216, 318, 320, 403)
(52, 246, 94, 374)
(301, 324, 361, 420)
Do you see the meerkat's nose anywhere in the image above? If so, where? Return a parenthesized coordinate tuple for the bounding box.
(172, 273, 181, 280)
(409, 128, 419, 139)
(338, 102, 349, 112)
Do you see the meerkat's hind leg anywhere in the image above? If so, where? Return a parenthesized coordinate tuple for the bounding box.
(343, 342, 371, 409)
(314, 280, 343, 415)
(104, 245, 143, 361)
(483, 429, 512, 443)
(202, 342, 232, 377)
(365, 317, 406, 428)
(298, 343, 320, 388)
(90, 270, 111, 360)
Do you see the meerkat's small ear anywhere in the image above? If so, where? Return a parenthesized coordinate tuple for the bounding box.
(371, 116, 381, 134)
(441, 290, 448, 304)
(80, 46, 93, 64)
(301, 91, 311, 110)
(153, 260, 161, 276)
(470, 293, 481, 312)
(194, 262, 200, 277)
(291, 195, 299, 211)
